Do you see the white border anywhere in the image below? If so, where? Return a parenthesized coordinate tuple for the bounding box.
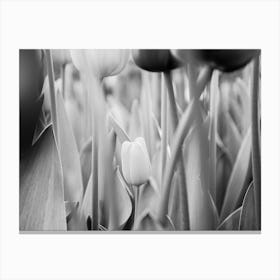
(1, 1, 280, 279)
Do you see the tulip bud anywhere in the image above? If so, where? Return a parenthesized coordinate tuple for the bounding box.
(70, 49, 129, 79)
(121, 137, 151, 186)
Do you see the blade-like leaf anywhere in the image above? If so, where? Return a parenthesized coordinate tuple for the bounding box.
(80, 167, 132, 230)
(67, 203, 87, 231)
(64, 98, 83, 151)
(216, 146, 232, 213)
(209, 71, 219, 202)
(108, 113, 131, 144)
(140, 72, 155, 158)
(183, 119, 217, 230)
(80, 137, 92, 191)
(134, 211, 174, 231)
(56, 91, 83, 202)
(20, 125, 66, 231)
(128, 99, 144, 140)
(217, 207, 242, 230)
(229, 77, 251, 137)
(32, 106, 48, 146)
(239, 182, 258, 230)
(137, 177, 160, 218)
(220, 128, 252, 221)
(224, 112, 242, 164)
(151, 144, 167, 190)
(168, 172, 187, 230)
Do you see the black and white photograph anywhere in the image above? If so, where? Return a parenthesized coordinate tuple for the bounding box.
(2, 0, 280, 279)
(19, 49, 261, 232)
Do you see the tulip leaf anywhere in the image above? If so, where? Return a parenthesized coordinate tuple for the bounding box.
(229, 78, 251, 137)
(65, 201, 78, 217)
(138, 177, 160, 218)
(217, 207, 242, 230)
(80, 137, 92, 191)
(108, 113, 131, 144)
(239, 182, 258, 230)
(20, 125, 66, 231)
(56, 91, 83, 202)
(158, 100, 197, 222)
(134, 210, 174, 231)
(80, 167, 132, 230)
(168, 172, 187, 230)
(183, 117, 218, 230)
(220, 128, 252, 221)
(216, 146, 232, 213)
(152, 113, 161, 141)
(128, 99, 144, 140)
(32, 107, 48, 146)
(209, 71, 219, 203)
(151, 145, 164, 190)
(140, 72, 155, 158)
(64, 98, 83, 151)
(224, 112, 242, 164)
(67, 203, 87, 231)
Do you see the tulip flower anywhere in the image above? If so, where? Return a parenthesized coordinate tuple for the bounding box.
(132, 49, 181, 72)
(70, 49, 129, 79)
(70, 49, 129, 230)
(132, 49, 189, 228)
(121, 137, 151, 186)
(172, 49, 259, 72)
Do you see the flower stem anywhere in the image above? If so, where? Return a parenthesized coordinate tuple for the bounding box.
(134, 186, 139, 222)
(158, 99, 197, 224)
(197, 66, 213, 95)
(209, 71, 220, 204)
(251, 55, 261, 229)
(45, 50, 59, 147)
(160, 73, 167, 185)
(86, 76, 100, 230)
(60, 63, 66, 99)
(161, 71, 190, 230)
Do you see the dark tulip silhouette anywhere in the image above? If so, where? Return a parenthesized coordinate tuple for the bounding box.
(172, 50, 260, 72)
(132, 49, 182, 72)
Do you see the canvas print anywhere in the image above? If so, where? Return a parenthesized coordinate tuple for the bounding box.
(19, 49, 261, 231)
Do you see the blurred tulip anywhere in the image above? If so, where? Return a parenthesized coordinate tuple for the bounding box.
(121, 137, 151, 186)
(132, 49, 181, 72)
(172, 50, 259, 72)
(51, 49, 72, 78)
(70, 49, 129, 79)
(52, 49, 71, 66)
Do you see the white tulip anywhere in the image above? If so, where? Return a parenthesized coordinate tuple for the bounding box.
(121, 137, 151, 186)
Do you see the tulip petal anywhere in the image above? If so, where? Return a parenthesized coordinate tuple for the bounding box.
(129, 140, 151, 185)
